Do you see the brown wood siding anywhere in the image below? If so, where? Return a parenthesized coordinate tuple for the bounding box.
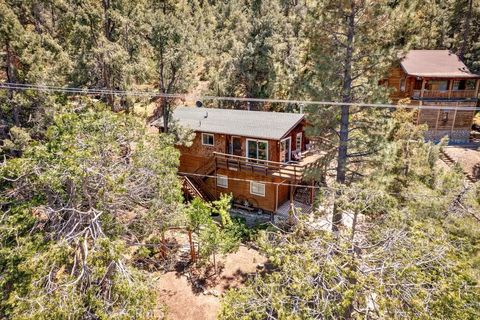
(386, 67, 411, 101)
(177, 120, 305, 212)
(282, 121, 305, 152)
(207, 169, 289, 213)
(178, 132, 226, 172)
(454, 111, 476, 128)
(417, 108, 474, 131)
(385, 65, 477, 140)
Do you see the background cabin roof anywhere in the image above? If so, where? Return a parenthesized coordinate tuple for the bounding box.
(164, 107, 304, 140)
(400, 50, 479, 78)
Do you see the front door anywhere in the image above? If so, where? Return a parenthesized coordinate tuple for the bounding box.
(280, 137, 291, 163)
(231, 137, 242, 156)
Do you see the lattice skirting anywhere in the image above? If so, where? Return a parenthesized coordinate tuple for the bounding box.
(424, 130, 470, 143)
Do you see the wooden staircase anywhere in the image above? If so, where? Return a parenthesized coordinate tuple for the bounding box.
(181, 158, 216, 201)
(440, 149, 477, 184)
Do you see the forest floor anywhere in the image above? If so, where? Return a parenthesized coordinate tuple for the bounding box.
(443, 145, 480, 181)
(157, 244, 267, 320)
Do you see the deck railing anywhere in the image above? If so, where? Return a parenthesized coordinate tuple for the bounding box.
(213, 152, 305, 180)
(412, 90, 477, 99)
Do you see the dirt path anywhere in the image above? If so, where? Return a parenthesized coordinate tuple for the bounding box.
(157, 245, 267, 320)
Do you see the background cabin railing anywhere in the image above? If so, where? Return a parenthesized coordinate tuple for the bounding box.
(412, 89, 477, 99)
(213, 152, 305, 180)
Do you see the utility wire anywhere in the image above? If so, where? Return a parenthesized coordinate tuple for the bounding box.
(0, 82, 478, 111)
(178, 171, 475, 199)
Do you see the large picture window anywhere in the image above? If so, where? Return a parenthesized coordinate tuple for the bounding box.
(246, 139, 268, 162)
(250, 181, 266, 197)
(426, 80, 448, 91)
(202, 133, 214, 146)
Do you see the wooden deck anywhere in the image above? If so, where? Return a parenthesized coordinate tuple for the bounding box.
(272, 153, 323, 179)
(214, 152, 322, 181)
(412, 89, 476, 99)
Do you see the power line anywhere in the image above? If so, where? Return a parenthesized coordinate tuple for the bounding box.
(178, 171, 475, 200)
(0, 82, 478, 111)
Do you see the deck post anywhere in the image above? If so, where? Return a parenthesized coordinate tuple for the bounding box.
(310, 181, 315, 205)
(214, 161, 217, 198)
(420, 78, 426, 100)
(451, 102, 458, 136)
(448, 80, 453, 99)
(417, 78, 427, 125)
(275, 182, 279, 212)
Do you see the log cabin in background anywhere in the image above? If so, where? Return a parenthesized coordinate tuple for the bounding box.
(159, 107, 322, 215)
(386, 50, 480, 142)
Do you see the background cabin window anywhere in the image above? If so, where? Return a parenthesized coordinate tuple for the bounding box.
(400, 78, 406, 92)
(296, 132, 302, 152)
(452, 80, 466, 90)
(414, 79, 423, 90)
(466, 79, 476, 90)
(441, 111, 449, 125)
(426, 80, 448, 91)
(216, 175, 228, 188)
(202, 133, 214, 146)
(247, 139, 268, 161)
(250, 181, 265, 197)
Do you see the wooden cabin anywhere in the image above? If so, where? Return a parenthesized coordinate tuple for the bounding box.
(165, 107, 320, 215)
(386, 50, 480, 142)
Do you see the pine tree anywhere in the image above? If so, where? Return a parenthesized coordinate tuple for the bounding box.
(0, 104, 184, 318)
(147, 0, 199, 131)
(60, 0, 152, 110)
(0, 1, 69, 132)
(304, 0, 404, 231)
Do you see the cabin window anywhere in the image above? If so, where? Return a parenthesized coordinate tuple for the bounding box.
(296, 132, 303, 152)
(426, 80, 448, 91)
(216, 175, 228, 188)
(202, 133, 214, 146)
(465, 79, 476, 90)
(414, 79, 423, 90)
(400, 78, 406, 92)
(441, 111, 449, 125)
(250, 181, 266, 197)
(280, 137, 291, 163)
(452, 80, 466, 90)
(246, 139, 268, 161)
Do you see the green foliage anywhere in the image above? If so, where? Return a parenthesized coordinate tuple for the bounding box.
(0, 106, 183, 318)
(185, 195, 241, 269)
(220, 112, 480, 319)
(212, 193, 233, 227)
(186, 197, 212, 233)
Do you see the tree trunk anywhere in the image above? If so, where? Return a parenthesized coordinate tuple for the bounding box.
(459, 0, 473, 61)
(162, 97, 170, 133)
(5, 42, 20, 127)
(188, 229, 196, 262)
(332, 2, 355, 232)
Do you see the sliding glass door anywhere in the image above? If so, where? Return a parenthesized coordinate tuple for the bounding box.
(247, 139, 268, 162)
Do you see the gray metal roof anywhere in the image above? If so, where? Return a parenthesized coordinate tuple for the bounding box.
(167, 107, 304, 140)
(400, 50, 479, 78)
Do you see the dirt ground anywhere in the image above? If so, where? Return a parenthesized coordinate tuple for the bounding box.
(443, 145, 480, 180)
(157, 245, 267, 320)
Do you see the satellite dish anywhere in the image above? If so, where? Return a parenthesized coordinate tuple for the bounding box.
(196, 100, 203, 108)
